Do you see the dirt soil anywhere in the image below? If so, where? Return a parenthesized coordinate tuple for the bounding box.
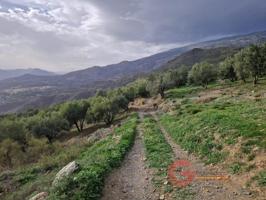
(101, 124, 157, 200)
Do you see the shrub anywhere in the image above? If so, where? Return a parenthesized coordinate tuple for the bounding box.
(0, 139, 25, 169)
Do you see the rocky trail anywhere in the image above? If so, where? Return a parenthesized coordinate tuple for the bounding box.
(101, 111, 256, 200)
(101, 118, 157, 200)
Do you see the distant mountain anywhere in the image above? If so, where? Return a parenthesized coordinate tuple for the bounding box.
(0, 68, 55, 81)
(0, 30, 266, 114)
(159, 47, 240, 71)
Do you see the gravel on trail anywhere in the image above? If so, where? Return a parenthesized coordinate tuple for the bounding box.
(101, 122, 157, 200)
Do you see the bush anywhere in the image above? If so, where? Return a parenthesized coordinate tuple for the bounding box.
(0, 119, 27, 147)
(0, 139, 25, 169)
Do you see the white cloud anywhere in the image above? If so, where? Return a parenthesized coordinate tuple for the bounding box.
(0, 0, 265, 72)
(0, 0, 183, 72)
(0, 1, 178, 72)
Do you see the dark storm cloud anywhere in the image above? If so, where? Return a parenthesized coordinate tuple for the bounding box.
(0, 0, 266, 71)
(92, 0, 266, 43)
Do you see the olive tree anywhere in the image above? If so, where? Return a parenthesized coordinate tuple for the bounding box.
(32, 116, 69, 143)
(244, 45, 265, 85)
(147, 74, 171, 98)
(90, 96, 119, 125)
(188, 62, 217, 88)
(62, 100, 90, 132)
(0, 119, 27, 151)
(233, 50, 250, 83)
(170, 65, 189, 87)
(219, 57, 237, 82)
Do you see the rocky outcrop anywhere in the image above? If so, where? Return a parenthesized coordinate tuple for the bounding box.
(87, 127, 113, 143)
(52, 161, 79, 186)
(29, 192, 48, 200)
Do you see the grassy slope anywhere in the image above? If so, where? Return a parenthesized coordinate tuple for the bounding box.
(0, 114, 138, 200)
(160, 79, 266, 188)
(48, 114, 138, 200)
(0, 141, 91, 200)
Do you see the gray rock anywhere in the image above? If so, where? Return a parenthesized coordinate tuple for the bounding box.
(52, 161, 79, 186)
(29, 192, 48, 200)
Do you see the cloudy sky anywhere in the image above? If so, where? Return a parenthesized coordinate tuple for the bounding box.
(0, 0, 266, 72)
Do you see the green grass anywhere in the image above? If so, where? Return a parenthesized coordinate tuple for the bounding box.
(141, 116, 195, 198)
(229, 162, 245, 174)
(166, 86, 202, 99)
(251, 170, 266, 187)
(257, 171, 266, 187)
(0, 142, 92, 200)
(160, 83, 266, 166)
(142, 117, 173, 169)
(160, 113, 227, 164)
(48, 114, 138, 200)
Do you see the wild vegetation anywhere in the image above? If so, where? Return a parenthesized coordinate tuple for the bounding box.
(0, 43, 266, 199)
(48, 114, 137, 200)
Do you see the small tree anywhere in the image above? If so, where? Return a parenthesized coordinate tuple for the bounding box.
(113, 94, 130, 111)
(134, 80, 149, 97)
(90, 96, 119, 125)
(122, 86, 136, 102)
(158, 75, 168, 98)
(0, 139, 22, 168)
(233, 50, 250, 83)
(244, 45, 265, 85)
(62, 101, 90, 132)
(32, 116, 69, 143)
(0, 119, 27, 151)
(170, 65, 189, 87)
(219, 57, 237, 82)
(147, 74, 171, 98)
(188, 62, 217, 88)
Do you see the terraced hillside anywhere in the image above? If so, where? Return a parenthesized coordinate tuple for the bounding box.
(1, 80, 265, 200)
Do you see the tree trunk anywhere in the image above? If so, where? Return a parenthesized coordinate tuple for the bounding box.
(74, 122, 81, 132)
(104, 112, 114, 125)
(80, 120, 84, 132)
(46, 135, 53, 143)
(253, 76, 258, 85)
(5, 151, 12, 168)
(160, 91, 164, 98)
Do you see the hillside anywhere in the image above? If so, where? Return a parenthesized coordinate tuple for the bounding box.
(0, 30, 266, 114)
(0, 40, 265, 200)
(159, 47, 240, 70)
(1, 80, 265, 200)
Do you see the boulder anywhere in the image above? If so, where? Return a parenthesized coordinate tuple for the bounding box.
(29, 192, 48, 200)
(52, 161, 79, 186)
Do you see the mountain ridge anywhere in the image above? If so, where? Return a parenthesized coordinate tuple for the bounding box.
(0, 68, 55, 81)
(0, 30, 266, 114)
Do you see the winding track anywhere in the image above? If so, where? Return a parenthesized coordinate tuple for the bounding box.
(101, 111, 254, 200)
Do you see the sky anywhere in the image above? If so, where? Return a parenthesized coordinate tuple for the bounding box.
(0, 0, 266, 72)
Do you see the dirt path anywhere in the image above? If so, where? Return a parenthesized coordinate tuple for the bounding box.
(151, 112, 255, 200)
(101, 121, 157, 200)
